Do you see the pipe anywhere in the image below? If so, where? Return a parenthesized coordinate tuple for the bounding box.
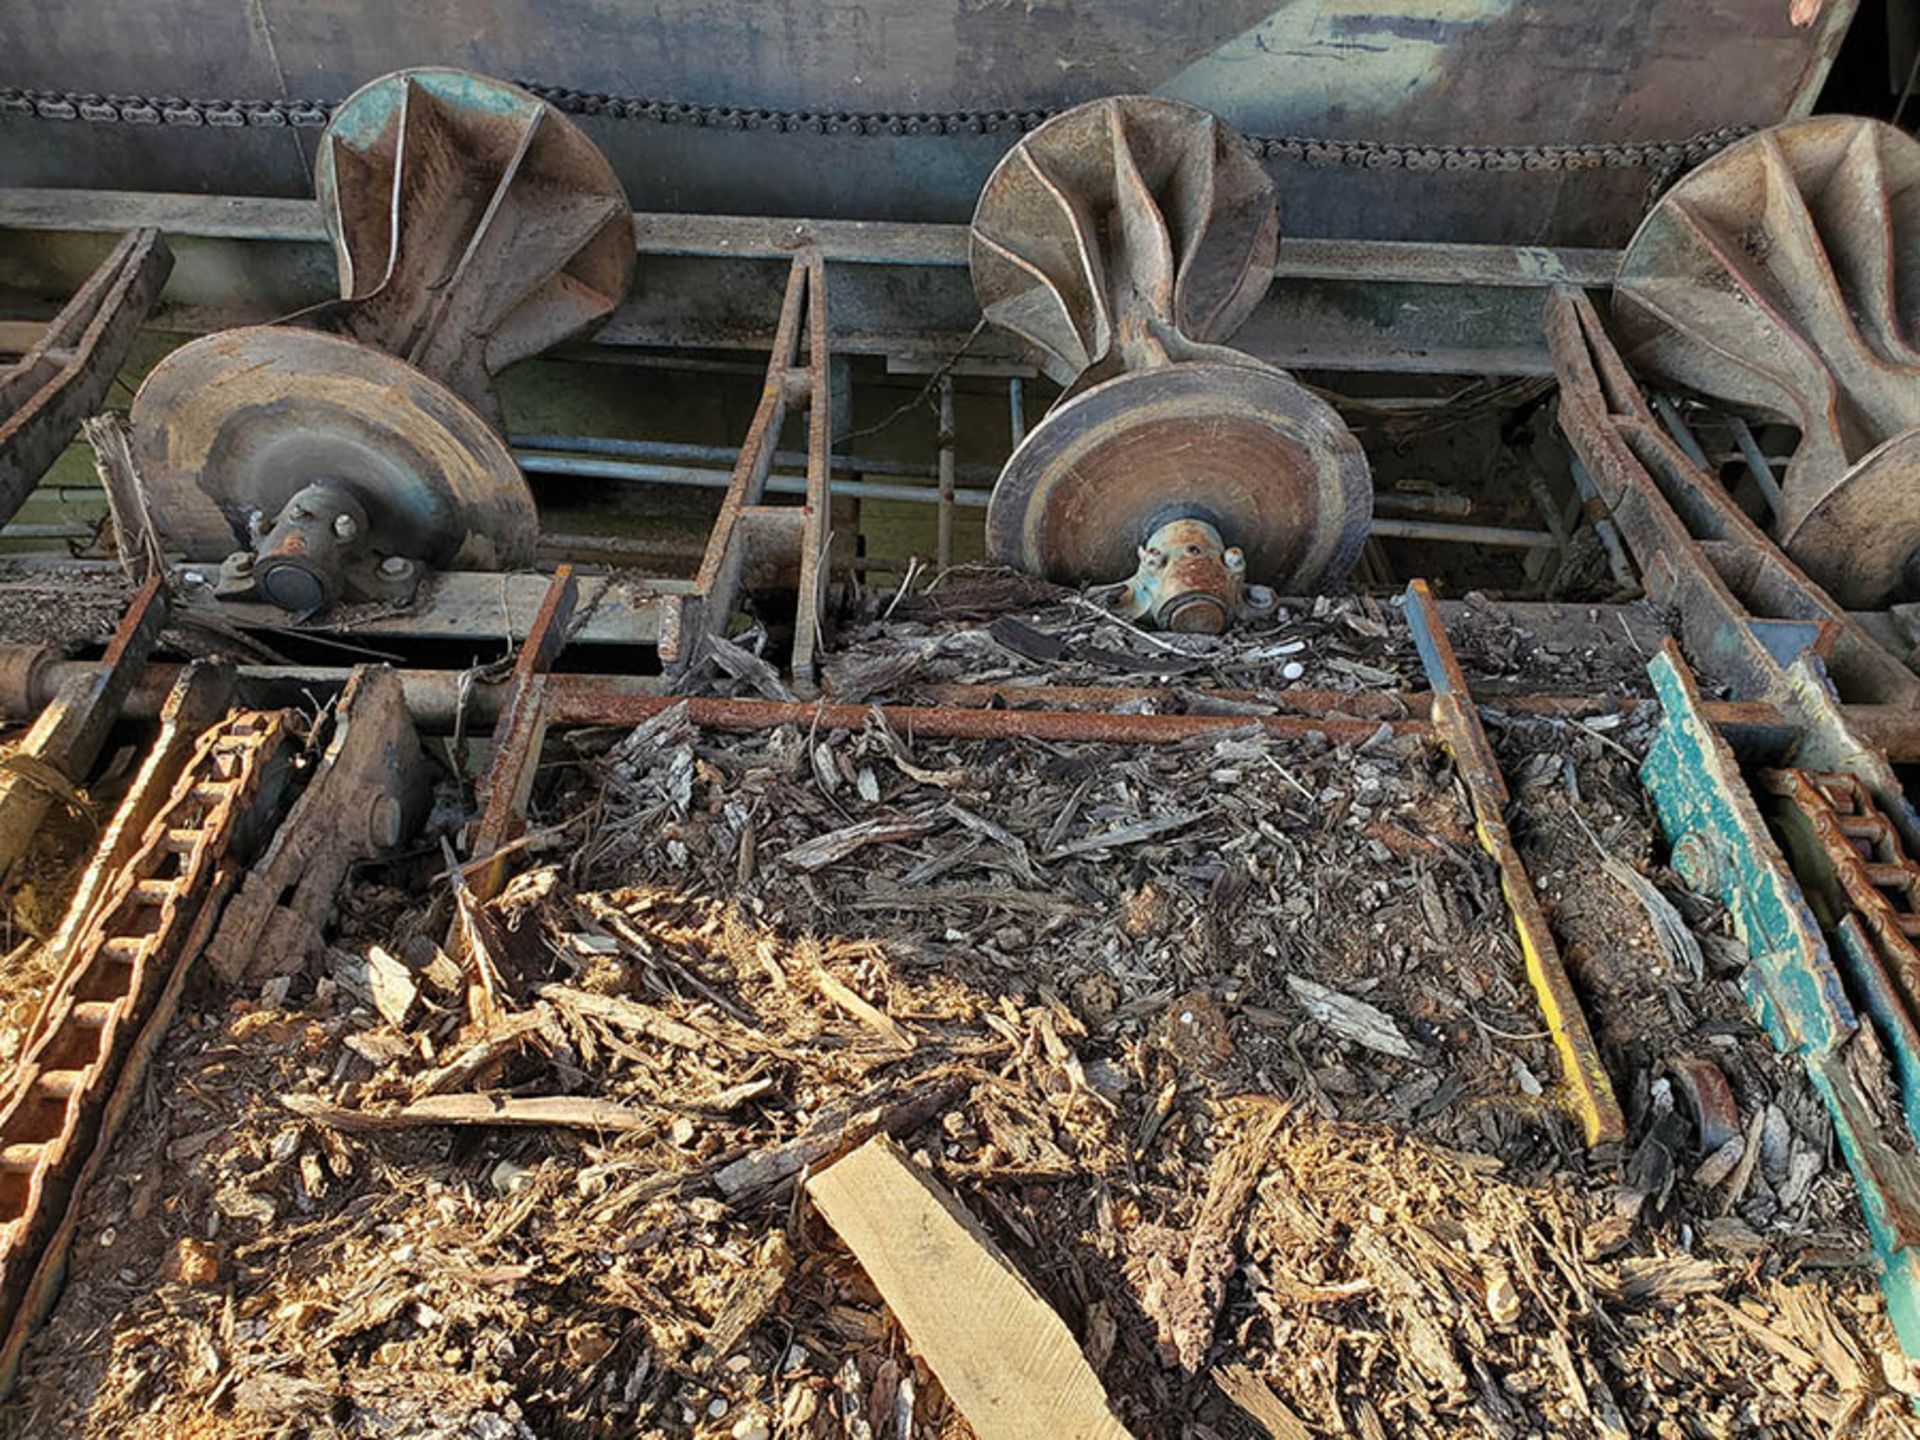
(514, 453, 993, 509)
(521, 453, 1552, 548)
(1726, 416, 1787, 523)
(512, 432, 1002, 487)
(936, 374, 956, 569)
(1369, 517, 1556, 549)
(1569, 457, 1637, 591)
(8, 653, 1917, 760)
(1652, 393, 1713, 470)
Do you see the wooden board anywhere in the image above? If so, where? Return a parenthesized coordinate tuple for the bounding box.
(806, 1135, 1133, 1440)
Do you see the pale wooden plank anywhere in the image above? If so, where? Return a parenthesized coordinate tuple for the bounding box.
(806, 1135, 1133, 1440)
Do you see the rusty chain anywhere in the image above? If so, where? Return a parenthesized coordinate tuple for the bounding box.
(0, 83, 1752, 182)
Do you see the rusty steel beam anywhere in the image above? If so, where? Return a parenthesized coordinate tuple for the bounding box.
(1403, 579, 1626, 1150)
(1549, 285, 1920, 709)
(0, 227, 171, 527)
(0, 572, 167, 881)
(1548, 285, 1920, 859)
(546, 687, 1428, 746)
(11, 654, 1920, 762)
(664, 249, 832, 691)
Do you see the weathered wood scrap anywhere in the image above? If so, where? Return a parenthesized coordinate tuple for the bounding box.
(282, 1091, 654, 1133)
(1143, 1103, 1287, 1370)
(716, 1068, 971, 1200)
(807, 1135, 1134, 1440)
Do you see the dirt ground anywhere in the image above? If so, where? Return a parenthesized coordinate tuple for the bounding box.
(2, 587, 1915, 1439)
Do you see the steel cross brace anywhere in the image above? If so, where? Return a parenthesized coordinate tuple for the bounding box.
(660, 248, 833, 693)
(0, 227, 172, 527)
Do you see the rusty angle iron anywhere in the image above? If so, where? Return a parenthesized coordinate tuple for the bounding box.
(1615, 117, 1920, 608)
(970, 96, 1371, 628)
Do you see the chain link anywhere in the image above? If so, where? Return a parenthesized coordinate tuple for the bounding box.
(0, 82, 1753, 178)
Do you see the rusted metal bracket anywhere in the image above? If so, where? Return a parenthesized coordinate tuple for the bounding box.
(0, 705, 298, 1395)
(1641, 641, 1920, 1357)
(466, 565, 578, 904)
(0, 227, 171, 527)
(0, 571, 168, 882)
(1402, 579, 1626, 1150)
(661, 249, 832, 693)
(1763, 768, 1920, 1143)
(205, 665, 427, 982)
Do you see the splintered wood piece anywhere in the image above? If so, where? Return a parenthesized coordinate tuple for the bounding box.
(282, 1091, 653, 1133)
(1147, 1104, 1287, 1370)
(366, 945, 419, 1028)
(809, 965, 915, 1052)
(1212, 1363, 1313, 1440)
(716, 1070, 971, 1200)
(806, 1135, 1134, 1440)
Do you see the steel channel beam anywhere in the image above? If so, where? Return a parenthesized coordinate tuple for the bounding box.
(0, 190, 1619, 376)
(1549, 287, 1920, 711)
(545, 690, 1431, 745)
(1402, 579, 1626, 1149)
(1548, 287, 1920, 866)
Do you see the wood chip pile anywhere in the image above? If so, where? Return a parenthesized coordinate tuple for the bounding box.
(5, 591, 1914, 1437)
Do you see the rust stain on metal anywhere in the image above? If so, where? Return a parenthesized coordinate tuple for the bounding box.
(548, 684, 1426, 746)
